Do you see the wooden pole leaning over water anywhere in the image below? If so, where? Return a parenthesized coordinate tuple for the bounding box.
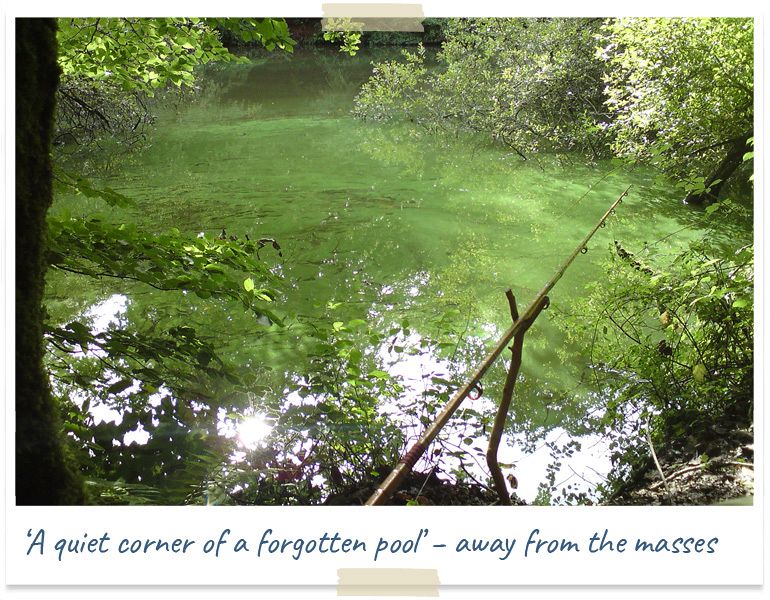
(365, 185, 632, 506)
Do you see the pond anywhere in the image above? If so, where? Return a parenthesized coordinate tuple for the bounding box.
(47, 49, 713, 504)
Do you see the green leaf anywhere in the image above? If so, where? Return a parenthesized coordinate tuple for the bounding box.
(732, 298, 750, 308)
(106, 379, 134, 395)
(243, 277, 255, 292)
(196, 349, 213, 367)
(692, 363, 707, 383)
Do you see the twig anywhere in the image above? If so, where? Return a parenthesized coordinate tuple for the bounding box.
(650, 460, 754, 491)
(505, 288, 519, 321)
(450, 306, 473, 364)
(645, 419, 671, 496)
(415, 464, 437, 499)
(486, 294, 549, 506)
(458, 461, 494, 493)
(725, 461, 755, 469)
(566, 464, 597, 487)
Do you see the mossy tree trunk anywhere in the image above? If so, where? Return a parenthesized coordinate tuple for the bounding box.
(16, 18, 85, 504)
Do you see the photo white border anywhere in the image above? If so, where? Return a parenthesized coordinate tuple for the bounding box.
(2, 1, 765, 598)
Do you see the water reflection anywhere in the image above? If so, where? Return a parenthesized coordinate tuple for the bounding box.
(47, 51, 717, 505)
(59, 213, 651, 503)
(373, 328, 612, 502)
(84, 293, 128, 333)
(236, 412, 274, 451)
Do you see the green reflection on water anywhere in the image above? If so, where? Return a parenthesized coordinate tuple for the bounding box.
(48, 50, 719, 502)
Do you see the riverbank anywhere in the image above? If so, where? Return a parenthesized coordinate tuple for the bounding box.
(606, 408, 754, 506)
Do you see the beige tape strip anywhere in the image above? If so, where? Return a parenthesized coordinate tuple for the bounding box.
(337, 568, 440, 596)
(322, 3, 425, 32)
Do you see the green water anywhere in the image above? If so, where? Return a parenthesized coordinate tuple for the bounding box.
(48, 50, 716, 502)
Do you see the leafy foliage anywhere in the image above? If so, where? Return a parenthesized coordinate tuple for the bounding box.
(57, 18, 293, 94)
(354, 18, 610, 157)
(195, 307, 522, 506)
(568, 227, 753, 493)
(42, 17, 755, 506)
(599, 18, 753, 197)
(53, 168, 136, 208)
(322, 18, 363, 56)
(55, 18, 295, 152)
(355, 17, 754, 195)
(352, 18, 754, 501)
(45, 17, 298, 504)
(47, 304, 238, 504)
(57, 309, 431, 505)
(204, 317, 410, 505)
(44, 219, 285, 503)
(47, 219, 281, 320)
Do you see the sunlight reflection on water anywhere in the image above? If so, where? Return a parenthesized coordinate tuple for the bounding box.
(236, 412, 274, 450)
(73, 290, 613, 503)
(217, 406, 275, 460)
(84, 293, 128, 333)
(376, 331, 612, 503)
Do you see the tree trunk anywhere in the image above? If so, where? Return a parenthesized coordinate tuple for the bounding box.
(16, 18, 85, 504)
(684, 131, 752, 204)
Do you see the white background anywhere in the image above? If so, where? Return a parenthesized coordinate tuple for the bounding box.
(2, 1, 766, 598)
(5, 506, 763, 586)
